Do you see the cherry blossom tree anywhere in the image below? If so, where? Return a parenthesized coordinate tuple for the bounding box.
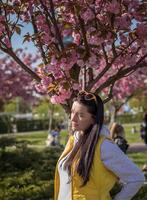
(0, 0, 146, 112)
(0, 52, 37, 110)
(105, 67, 147, 122)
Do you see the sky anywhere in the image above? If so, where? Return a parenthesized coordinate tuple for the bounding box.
(12, 23, 38, 55)
(0, 22, 41, 67)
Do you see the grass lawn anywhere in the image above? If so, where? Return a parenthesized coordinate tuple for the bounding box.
(1, 123, 146, 165)
(1, 122, 144, 146)
(16, 131, 48, 145)
(128, 152, 147, 167)
(2, 122, 146, 161)
(8, 123, 143, 145)
(123, 123, 142, 143)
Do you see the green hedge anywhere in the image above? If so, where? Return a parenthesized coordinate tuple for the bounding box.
(0, 118, 49, 134)
(0, 115, 11, 133)
(0, 116, 57, 134)
(117, 113, 143, 124)
(16, 119, 49, 132)
(0, 139, 63, 200)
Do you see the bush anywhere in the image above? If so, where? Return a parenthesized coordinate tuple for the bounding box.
(0, 145, 63, 200)
(0, 116, 58, 134)
(0, 115, 11, 133)
(117, 113, 143, 124)
(110, 182, 147, 200)
(0, 144, 146, 200)
(132, 185, 147, 200)
(16, 119, 49, 132)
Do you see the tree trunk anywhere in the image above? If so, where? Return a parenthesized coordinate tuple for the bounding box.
(48, 104, 54, 133)
(110, 105, 117, 124)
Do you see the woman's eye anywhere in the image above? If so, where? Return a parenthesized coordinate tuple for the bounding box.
(78, 114, 83, 118)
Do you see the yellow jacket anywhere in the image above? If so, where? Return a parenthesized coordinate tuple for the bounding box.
(54, 135, 118, 200)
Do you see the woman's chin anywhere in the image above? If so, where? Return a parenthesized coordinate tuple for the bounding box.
(72, 126, 79, 131)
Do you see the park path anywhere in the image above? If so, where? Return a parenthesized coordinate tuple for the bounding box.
(128, 142, 147, 153)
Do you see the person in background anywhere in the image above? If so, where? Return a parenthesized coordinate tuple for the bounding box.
(51, 125, 61, 146)
(46, 125, 61, 147)
(131, 126, 137, 134)
(140, 112, 147, 145)
(110, 122, 129, 154)
(54, 91, 145, 200)
(110, 122, 125, 139)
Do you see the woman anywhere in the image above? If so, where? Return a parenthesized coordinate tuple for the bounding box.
(110, 123, 125, 140)
(54, 91, 145, 200)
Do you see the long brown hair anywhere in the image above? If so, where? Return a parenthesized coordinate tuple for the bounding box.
(63, 92, 104, 186)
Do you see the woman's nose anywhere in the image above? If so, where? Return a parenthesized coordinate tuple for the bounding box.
(71, 113, 77, 122)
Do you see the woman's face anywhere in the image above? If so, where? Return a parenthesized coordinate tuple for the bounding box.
(71, 101, 94, 133)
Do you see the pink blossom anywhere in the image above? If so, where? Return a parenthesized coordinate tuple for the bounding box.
(88, 35, 104, 45)
(95, 0, 102, 5)
(136, 23, 147, 39)
(115, 13, 131, 29)
(62, 29, 72, 37)
(77, 59, 85, 67)
(35, 83, 47, 93)
(128, 0, 140, 11)
(4, 38, 11, 48)
(72, 83, 81, 90)
(0, 26, 5, 36)
(20, 12, 30, 22)
(107, 0, 120, 14)
(72, 32, 81, 45)
(50, 56, 57, 65)
(119, 34, 128, 44)
(41, 77, 52, 87)
(50, 95, 60, 104)
(0, 16, 5, 22)
(42, 33, 52, 44)
(50, 89, 72, 104)
(96, 14, 107, 23)
(81, 8, 95, 23)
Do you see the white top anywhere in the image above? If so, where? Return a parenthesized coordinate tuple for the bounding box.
(58, 153, 71, 200)
(57, 125, 145, 200)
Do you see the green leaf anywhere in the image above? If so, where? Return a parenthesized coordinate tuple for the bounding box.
(15, 26, 21, 35)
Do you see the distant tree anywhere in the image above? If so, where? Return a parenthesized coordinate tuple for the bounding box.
(107, 68, 147, 122)
(33, 99, 50, 119)
(129, 91, 147, 112)
(0, 53, 38, 110)
(33, 98, 66, 131)
(4, 97, 32, 113)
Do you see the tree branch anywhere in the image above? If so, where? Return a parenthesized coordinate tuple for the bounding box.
(39, 0, 60, 52)
(74, 5, 90, 58)
(87, 63, 111, 91)
(103, 82, 115, 104)
(87, 38, 139, 91)
(95, 55, 147, 94)
(31, 14, 48, 65)
(0, 43, 41, 82)
(49, 0, 64, 50)
(101, 43, 109, 65)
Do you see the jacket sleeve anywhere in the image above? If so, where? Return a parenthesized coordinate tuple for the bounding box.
(100, 139, 145, 200)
